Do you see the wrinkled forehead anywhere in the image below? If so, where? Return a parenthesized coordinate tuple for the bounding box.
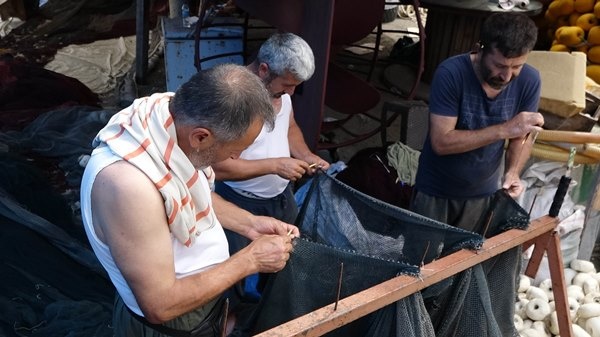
(268, 70, 302, 85)
(482, 47, 529, 67)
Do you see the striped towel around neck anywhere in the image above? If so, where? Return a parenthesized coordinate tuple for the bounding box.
(93, 92, 216, 247)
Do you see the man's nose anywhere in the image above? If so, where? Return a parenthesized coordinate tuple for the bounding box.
(499, 69, 511, 81)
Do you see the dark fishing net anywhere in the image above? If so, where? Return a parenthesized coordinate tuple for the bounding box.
(425, 247, 523, 337)
(424, 189, 530, 337)
(252, 238, 423, 337)
(251, 173, 484, 337)
(0, 106, 114, 337)
(476, 188, 530, 238)
(296, 173, 483, 265)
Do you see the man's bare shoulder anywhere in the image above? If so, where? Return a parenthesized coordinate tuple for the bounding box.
(93, 161, 157, 200)
(90, 160, 165, 244)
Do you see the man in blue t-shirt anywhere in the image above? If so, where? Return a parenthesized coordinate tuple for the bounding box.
(410, 12, 545, 337)
(412, 12, 544, 234)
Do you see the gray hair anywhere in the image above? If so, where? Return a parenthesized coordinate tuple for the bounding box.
(257, 32, 315, 81)
(480, 12, 537, 58)
(169, 63, 275, 142)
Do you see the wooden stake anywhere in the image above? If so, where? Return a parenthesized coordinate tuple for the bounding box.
(334, 262, 344, 311)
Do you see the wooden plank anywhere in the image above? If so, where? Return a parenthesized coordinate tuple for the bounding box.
(254, 215, 559, 337)
(523, 232, 551, 278)
(547, 231, 574, 337)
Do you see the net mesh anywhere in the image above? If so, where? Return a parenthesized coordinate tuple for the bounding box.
(476, 189, 530, 238)
(423, 188, 529, 337)
(251, 173, 485, 337)
(296, 173, 484, 265)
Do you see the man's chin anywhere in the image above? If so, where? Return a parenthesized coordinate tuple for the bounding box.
(487, 80, 508, 90)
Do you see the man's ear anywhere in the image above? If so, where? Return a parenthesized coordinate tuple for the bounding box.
(257, 63, 270, 80)
(189, 127, 214, 150)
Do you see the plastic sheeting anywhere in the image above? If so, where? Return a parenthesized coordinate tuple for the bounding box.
(44, 31, 163, 101)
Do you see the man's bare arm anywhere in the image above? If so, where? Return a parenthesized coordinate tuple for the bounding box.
(92, 162, 292, 324)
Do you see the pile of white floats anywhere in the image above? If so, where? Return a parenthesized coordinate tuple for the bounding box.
(516, 259, 600, 337)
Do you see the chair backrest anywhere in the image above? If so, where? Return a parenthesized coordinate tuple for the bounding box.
(330, 0, 385, 46)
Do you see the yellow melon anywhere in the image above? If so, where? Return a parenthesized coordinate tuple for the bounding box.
(569, 12, 582, 26)
(588, 25, 600, 44)
(556, 25, 586, 45)
(576, 13, 598, 31)
(587, 64, 600, 84)
(549, 0, 575, 17)
(588, 45, 600, 63)
(574, 0, 595, 13)
(550, 43, 571, 51)
(557, 15, 571, 27)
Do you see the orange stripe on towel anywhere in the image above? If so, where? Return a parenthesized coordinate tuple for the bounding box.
(181, 193, 190, 207)
(105, 125, 126, 142)
(141, 114, 149, 129)
(164, 138, 175, 166)
(187, 171, 199, 189)
(167, 197, 180, 226)
(123, 139, 152, 161)
(155, 172, 173, 189)
(164, 115, 174, 129)
(196, 205, 211, 221)
(140, 100, 155, 130)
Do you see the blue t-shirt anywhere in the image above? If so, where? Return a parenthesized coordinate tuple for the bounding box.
(415, 53, 541, 199)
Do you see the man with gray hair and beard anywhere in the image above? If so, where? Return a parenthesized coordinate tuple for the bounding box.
(212, 33, 330, 311)
(80, 64, 298, 337)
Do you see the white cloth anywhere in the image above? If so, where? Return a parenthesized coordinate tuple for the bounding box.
(44, 32, 163, 98)
(224, 94, 292, 198)
(497, 0, 529, 10)
(93, 92, 216, 247)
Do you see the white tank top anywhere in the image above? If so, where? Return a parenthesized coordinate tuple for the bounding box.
(80, 146, 229, 316)
(224, 94, 292, 198)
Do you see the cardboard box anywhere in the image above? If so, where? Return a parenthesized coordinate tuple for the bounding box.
(526, 51, 586, 118)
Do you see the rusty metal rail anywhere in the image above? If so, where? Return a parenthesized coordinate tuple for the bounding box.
(254, 215, 573, 337)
